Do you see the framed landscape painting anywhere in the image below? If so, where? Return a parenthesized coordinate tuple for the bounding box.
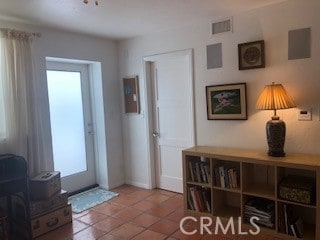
(206, 83, 247, 120)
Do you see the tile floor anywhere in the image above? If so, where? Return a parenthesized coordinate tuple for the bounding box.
(36, 185, 281, 240)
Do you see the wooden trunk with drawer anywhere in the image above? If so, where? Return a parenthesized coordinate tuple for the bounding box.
(31, 204, 72, 238)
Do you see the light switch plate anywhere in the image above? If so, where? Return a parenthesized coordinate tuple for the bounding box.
(298, 109, 312, 121)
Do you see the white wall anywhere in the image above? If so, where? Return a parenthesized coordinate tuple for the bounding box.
(0, 20, 124, 189)
(118, 0, 320, 188)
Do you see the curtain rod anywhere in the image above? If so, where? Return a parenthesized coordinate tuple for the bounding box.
(0, 28, 41, 37)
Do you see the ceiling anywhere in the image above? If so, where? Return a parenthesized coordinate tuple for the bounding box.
(0, 0, 287, 40)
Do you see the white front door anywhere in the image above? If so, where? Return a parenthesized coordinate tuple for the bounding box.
(149, 50, 195, 193)
(46, 61, 96, 193)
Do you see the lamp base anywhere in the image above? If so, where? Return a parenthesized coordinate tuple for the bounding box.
(266, 118, 286, 157)
(268, 150, 285, 157)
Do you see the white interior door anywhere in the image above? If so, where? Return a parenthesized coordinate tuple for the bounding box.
(150, 50, 195, 193)
(46, 61, 96, 193)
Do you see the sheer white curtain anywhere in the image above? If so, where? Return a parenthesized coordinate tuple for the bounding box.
(0, 29, 53, 177)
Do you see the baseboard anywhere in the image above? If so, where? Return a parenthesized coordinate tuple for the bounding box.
(125, 180, 151, 189)
(106, 180, 126, 190)
(98, 180, 151, 190)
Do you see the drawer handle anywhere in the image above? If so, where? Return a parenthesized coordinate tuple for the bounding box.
(46, 217, 59, 228)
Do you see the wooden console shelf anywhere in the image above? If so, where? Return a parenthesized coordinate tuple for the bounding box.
(183, 146, 320, 239)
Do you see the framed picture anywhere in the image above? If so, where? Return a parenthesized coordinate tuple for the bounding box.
(206, 83, 247, 120)
(238, 40, 265, 70)
(123, 75, 140, 114)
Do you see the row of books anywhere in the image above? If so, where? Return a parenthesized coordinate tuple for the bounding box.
(187, 187, 211, 212)
(188, 161, 211, 183)
(214, 166, 239, 189)
(244, 197, 275, 229)
(279, 204, 303, 238)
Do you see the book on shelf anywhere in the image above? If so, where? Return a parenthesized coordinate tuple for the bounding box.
(214, 166, 239, 189)
(188, 161, 211, 183)
(188, 187, 211, 213)
(283, 204, 289, 234)
(291, 217, 303, 238)
(290, 224, 297, 238)
(188, 161, 195, 182)
(204, 164, 212, 183)
(224, 168, 230, 188)
(195, 163, 202, 183)
(187, 188, 195, 211)
(214, 167, 221, 186)
(233, 170, 238, 188)
(228, 169, 233, 188)
(189, 187, 198, 211)
(219, 166, 225, 188)
(200, 164, 207, 183)
(278, 202, 285, 233)
(280, 204, 303, 238)
(202, 190, 211, 212)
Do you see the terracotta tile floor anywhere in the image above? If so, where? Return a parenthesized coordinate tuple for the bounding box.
(36, 185, 282, 240)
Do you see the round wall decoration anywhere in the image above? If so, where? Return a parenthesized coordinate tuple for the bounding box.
(243, 46, 261, 64)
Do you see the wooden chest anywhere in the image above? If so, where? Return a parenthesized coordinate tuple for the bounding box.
(30, 171, 61, 200)
(31, 204, 72, 238)
(30, 190, 68, 217)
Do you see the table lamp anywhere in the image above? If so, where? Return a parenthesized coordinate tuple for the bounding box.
(256, 82, 296, 157)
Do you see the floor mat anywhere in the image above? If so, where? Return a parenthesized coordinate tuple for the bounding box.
(68, 187, 118, 213)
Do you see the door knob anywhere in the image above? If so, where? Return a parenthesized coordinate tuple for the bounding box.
(152, 131, 160, 138)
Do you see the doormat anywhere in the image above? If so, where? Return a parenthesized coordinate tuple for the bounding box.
(68, 187, 118, 213)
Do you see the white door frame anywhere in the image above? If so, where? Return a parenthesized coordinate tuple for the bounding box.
(46, 57, 109, 190)
(143, 49, 196, 189)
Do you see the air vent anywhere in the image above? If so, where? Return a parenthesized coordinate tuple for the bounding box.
(211, 17, 232, 35)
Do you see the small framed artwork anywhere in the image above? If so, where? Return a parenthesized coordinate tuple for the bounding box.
(238, 40, 265, 70)
(206, 83, 247, 120)
(123, 75, 140, 114)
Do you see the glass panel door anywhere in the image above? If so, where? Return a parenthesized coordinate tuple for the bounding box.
(46, 62, 96, 192)
(47, 70, 87, 177)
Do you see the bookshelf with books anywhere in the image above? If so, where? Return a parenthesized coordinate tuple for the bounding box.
(213, 159, 240, 192)
(185, 155, 212, 214)
(187, 186, 212, 213)
(186, 155, 212, 187)
(278, 203, 315, 239)
(182, 146, 320, 239)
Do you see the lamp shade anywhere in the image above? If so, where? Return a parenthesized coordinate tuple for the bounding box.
(256, 83, 296, 110)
